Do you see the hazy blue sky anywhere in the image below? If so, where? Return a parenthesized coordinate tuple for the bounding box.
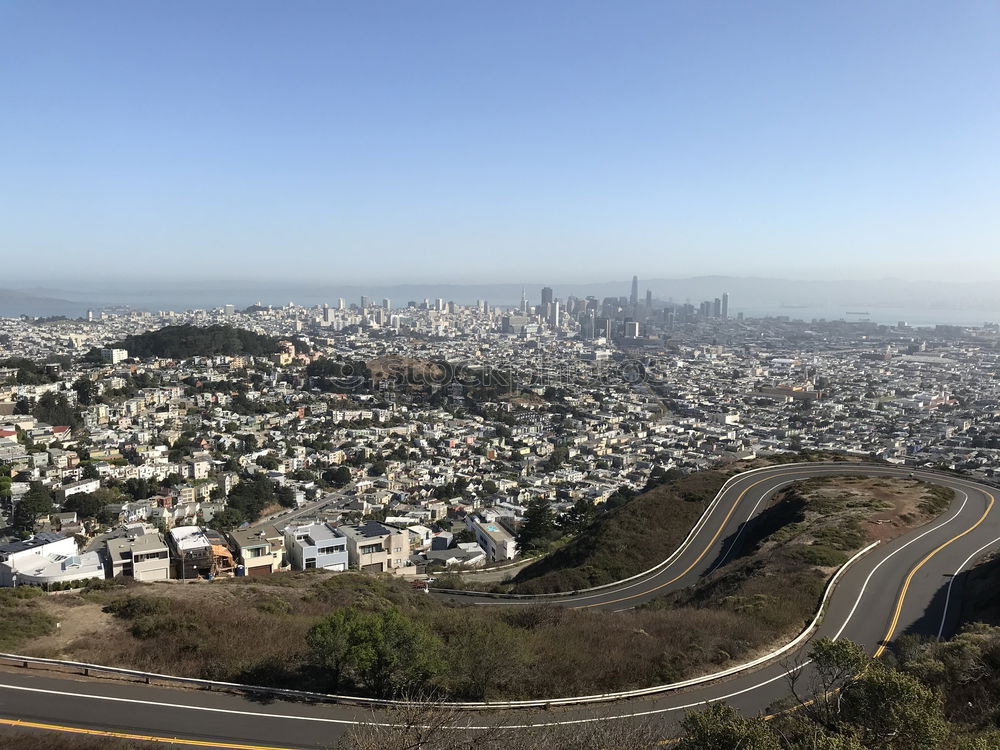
(2, 1, 998, 284)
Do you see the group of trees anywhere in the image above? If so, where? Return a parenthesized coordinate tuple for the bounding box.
(339, 633, 999, 750)
(10, 482, 53, 534)
(31, 392, 81, 428)
(305, 357, 372, 392)
(61, 489, 118, 524)
(677, 638, 949, 750)
(323, 465, 353, 487)
(73, 372, 160, 406)
(211, 474, 295, 529)
(93, 324, 289, 360)
(0, 357, 61, 385)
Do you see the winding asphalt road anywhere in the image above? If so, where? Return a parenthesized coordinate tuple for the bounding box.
(3, 462, 1000, 749)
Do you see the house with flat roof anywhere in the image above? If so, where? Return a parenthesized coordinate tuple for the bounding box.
(338, 521, 412, 575)
(0, 532, 104, 587)
(167, 525, 213, 579)
(468, 516, 519, 562)
(105, 530, 171, 582)
(230, 526, 285, 576)
(283, 522, 348, 572)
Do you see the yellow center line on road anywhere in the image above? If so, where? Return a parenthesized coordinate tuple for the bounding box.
(0, 717, 298, 750)
(873, 488, 996, 658)
(572, 466, 874, 610)
(758, 479, 994, 723)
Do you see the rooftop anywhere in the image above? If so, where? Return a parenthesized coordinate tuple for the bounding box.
(0, 532, 67, 557)
(168, 525, 211, 552)
(106, 533, 168, 564)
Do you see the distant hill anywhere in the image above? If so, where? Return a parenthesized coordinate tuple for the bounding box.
(0, 288, 95, 318)
(97, 324, 284, 359)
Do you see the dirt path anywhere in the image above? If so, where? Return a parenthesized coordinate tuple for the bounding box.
(22, 595, 114, 659)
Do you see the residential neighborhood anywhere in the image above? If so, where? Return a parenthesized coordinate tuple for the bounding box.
(4, 293, 1000, 591)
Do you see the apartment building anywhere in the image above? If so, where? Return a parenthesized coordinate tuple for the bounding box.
(469, 517, 519, 562)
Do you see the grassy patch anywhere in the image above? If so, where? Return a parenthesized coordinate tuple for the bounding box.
(644, 476, 955, 666)
(509, 468, 729, 593)
(0, 587, 57, 651)
(919, 484, 955, 515)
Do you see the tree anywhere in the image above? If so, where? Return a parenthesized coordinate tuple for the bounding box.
(308, 607, 445, 698)
(12, 482, 53, 533)
(453, 529, 476, 545)
(209, 507, 246, 531)
(796, 638, 870, 728)
(839, 662, 946, 749)
(517, 498, 555, 551)
(0, 465, 12, 502)
(346, 608, 444, 698)
(256, 454, 280, 471)
(32, 392, 81, 428)
(790, 638, 946, 750)
(676, 703, 780, 750)
(324, 466, 353, 487)
(543, 444, 569, 472)
(62, 492, 105, 520)
(307, 608, 366, 691)
(223, 474, 283, 523)
(72, 377, 97, 406)
(275, 484, 296, 508)
(558, 498, 596, 533)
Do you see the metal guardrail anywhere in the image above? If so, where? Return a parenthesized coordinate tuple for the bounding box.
(431, 462, 789, 600)
(0, 463, 979, 710)
(0, 538, 881, 709)
(431, 460, 909, 600)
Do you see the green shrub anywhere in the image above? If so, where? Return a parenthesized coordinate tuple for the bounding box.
(0, 586, 56, 650)
(103, 595, 170, 619)
(255, 596, 292, 615)
(793, 545, 848, 567)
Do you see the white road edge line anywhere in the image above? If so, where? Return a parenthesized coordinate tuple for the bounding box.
(832, 489, 969, 641)
(935, 534, 1000, 639)
(704, 481, 790, 577)
(0, 663, 815, 729)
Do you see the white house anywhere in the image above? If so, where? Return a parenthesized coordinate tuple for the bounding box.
(0, 532, 105, 587)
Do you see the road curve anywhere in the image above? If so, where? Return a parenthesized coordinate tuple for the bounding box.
(3, 462, 1000, 749)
